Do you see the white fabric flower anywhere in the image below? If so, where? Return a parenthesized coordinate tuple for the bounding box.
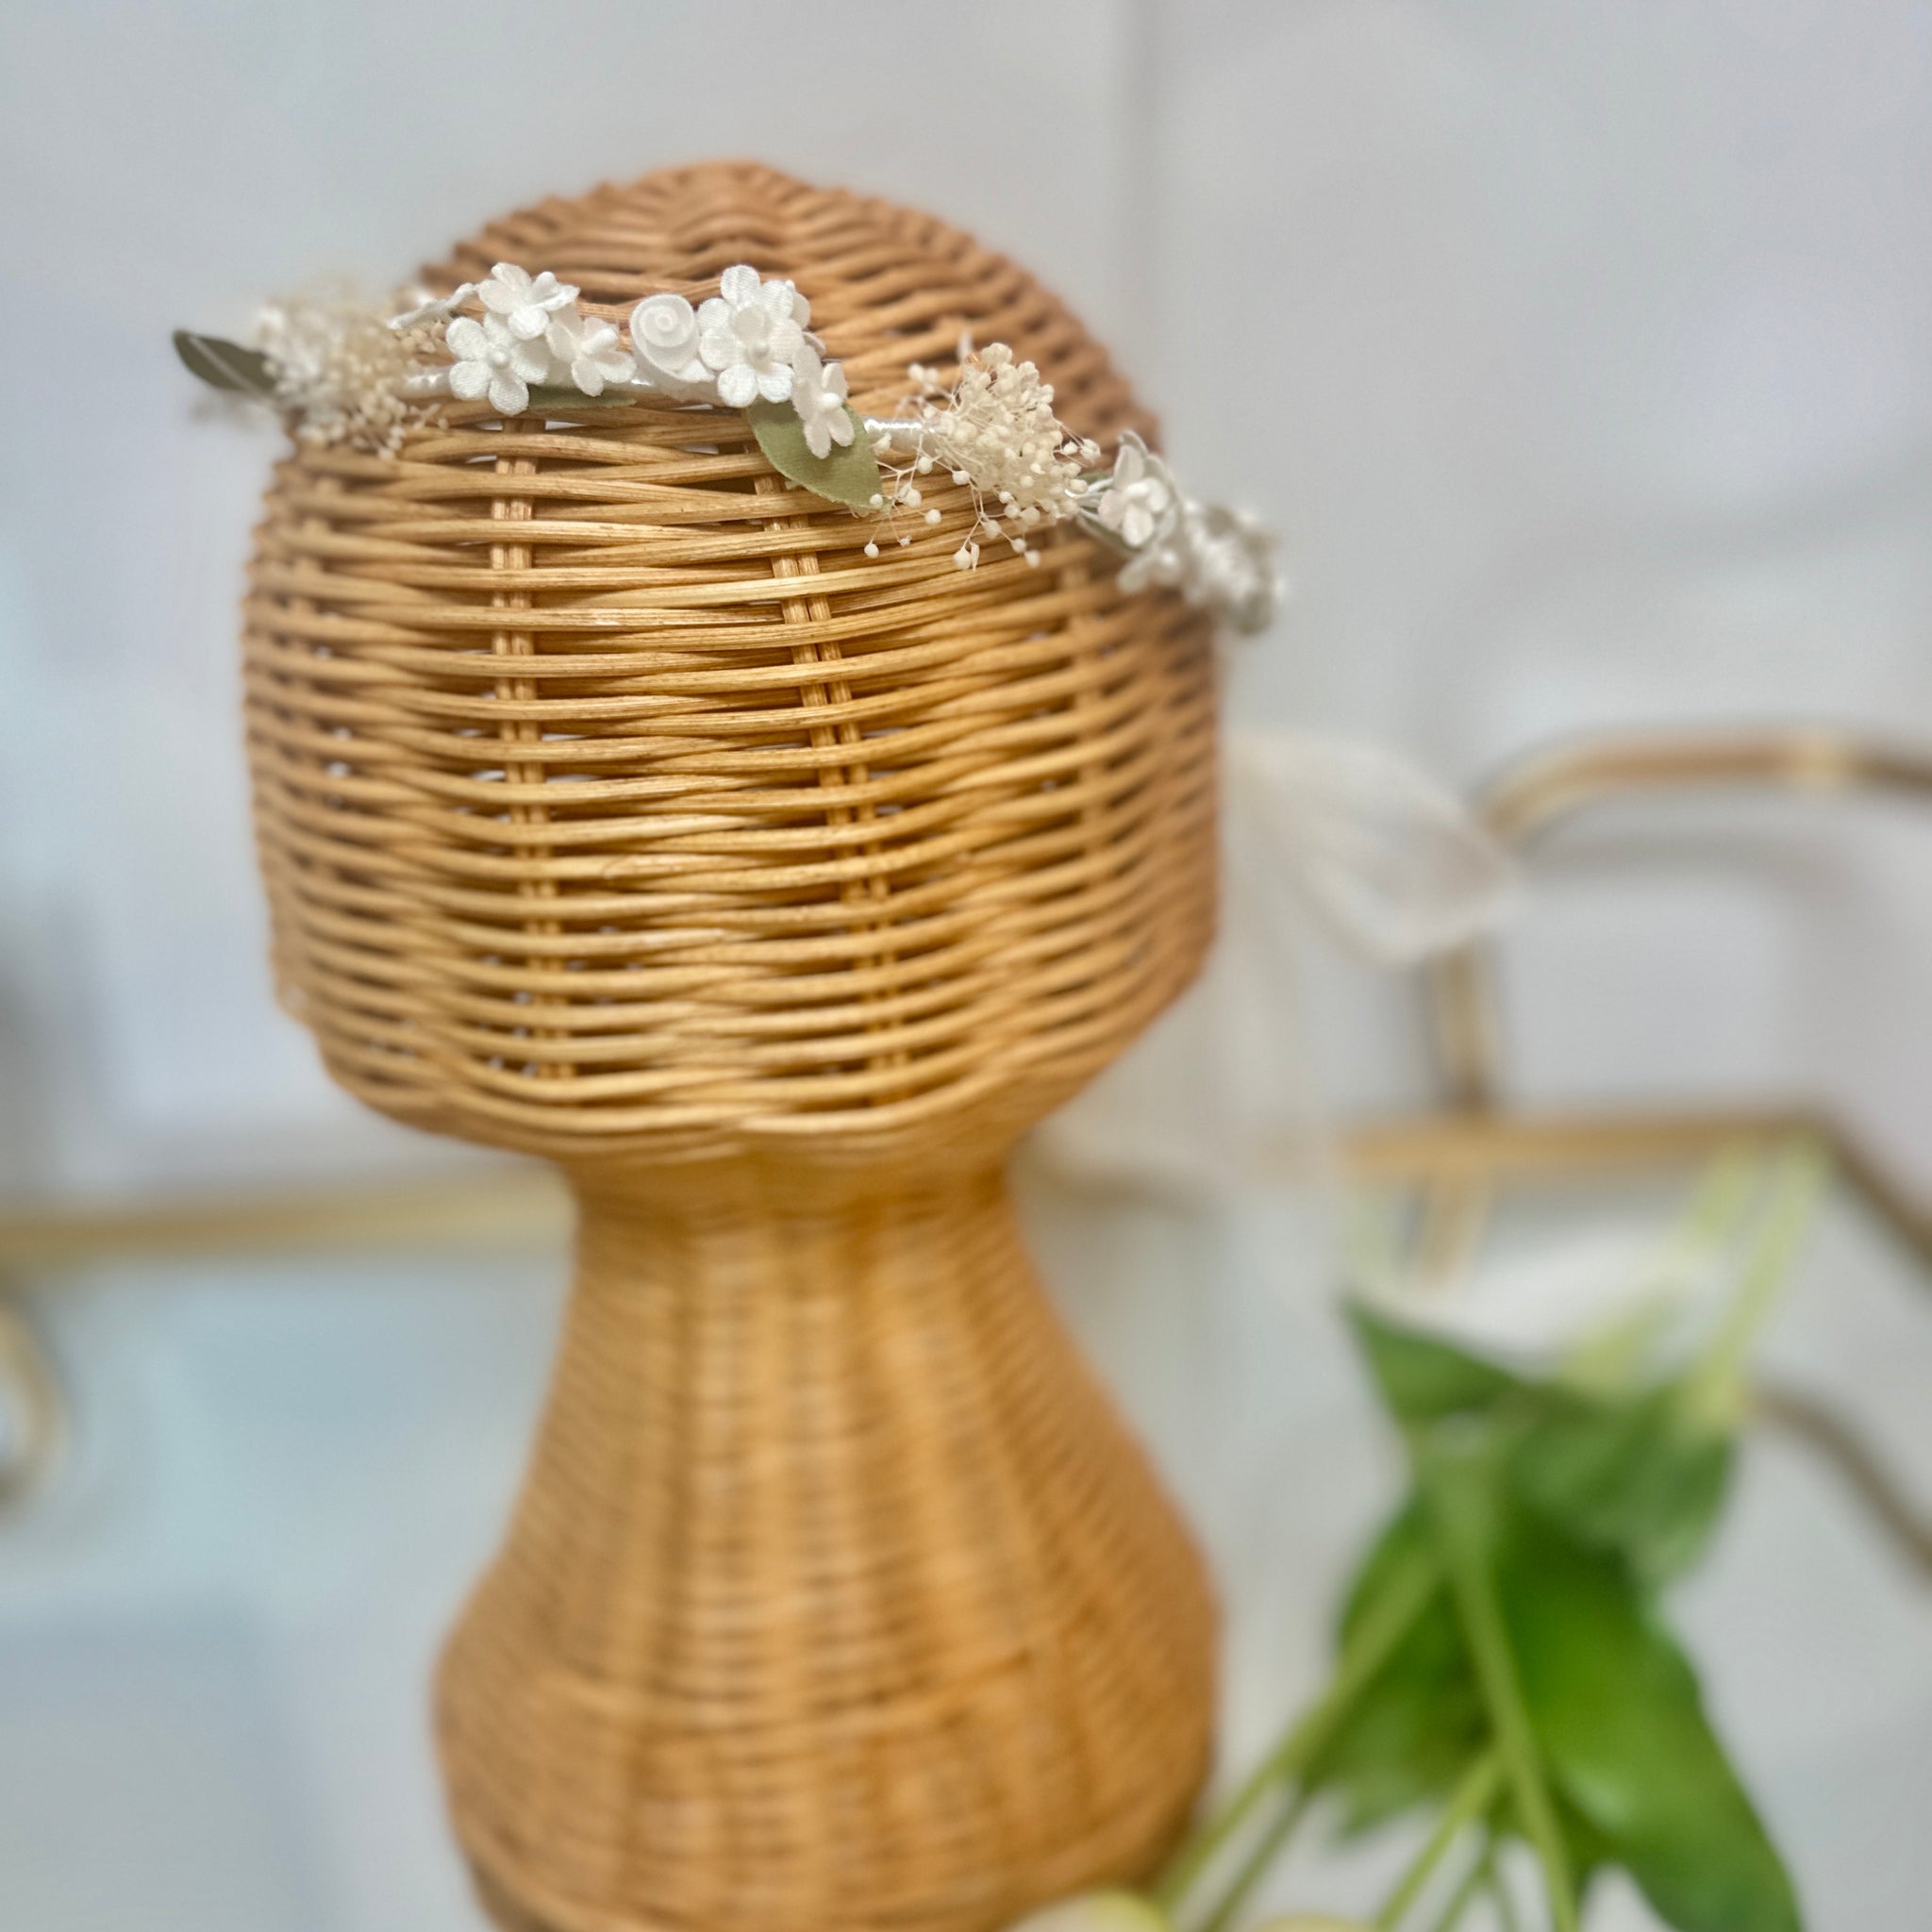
(629, 291, 713, 398)
(791, 343, 854, 458)
(476, 262, 578, 341)
(1115, 499, 1283, 632)
(445, 312, 549, 415)
(1185, 503, 1282, 634)
(697, 263, 808, 407)
(1097, 433, 1178, 551)
(544, 309, 635, 397)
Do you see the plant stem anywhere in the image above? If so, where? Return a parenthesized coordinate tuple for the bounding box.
(1374, 1752, 1502, 1930)
(1195, 1784, 1315, 1932)
(1564, 1145, 1758, 1392)
(1153, 1545, 1439, 1920)
(1420, 1828, 1497, 1932)
(1681, 1137, 1827, 1429)
(1419, 1447, 1578, 1932)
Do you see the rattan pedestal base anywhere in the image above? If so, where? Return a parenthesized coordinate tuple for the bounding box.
(437, 1163, 1215, 1932)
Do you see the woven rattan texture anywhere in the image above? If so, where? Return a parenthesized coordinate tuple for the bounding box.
(239, 161, 1222, 1932)
(243, 159, 1218, 1169)
(441, 1171, 1217, 1932)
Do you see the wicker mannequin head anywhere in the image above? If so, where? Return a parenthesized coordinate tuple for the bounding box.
(245, 159, 1217, 1187)
(242, 162, 1220, 1932)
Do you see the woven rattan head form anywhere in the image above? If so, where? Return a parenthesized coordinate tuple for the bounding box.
(245, 161, 1218, 1173)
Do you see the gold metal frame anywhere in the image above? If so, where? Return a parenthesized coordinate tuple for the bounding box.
(1340, 724, 1932, 1574)
(1387, 727, 1932, 1279)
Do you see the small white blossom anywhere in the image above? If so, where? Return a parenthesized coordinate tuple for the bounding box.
(446, 312, 549, 415)
(544, 309, 635, 397)
(791, 343, 854, 458)
(697, 263, 808, 408)
(476, 262, 578, 341)
(1185, 503, 1283, 634)
(1096, 433, 1177, 551)
(629, 291, 713, 397)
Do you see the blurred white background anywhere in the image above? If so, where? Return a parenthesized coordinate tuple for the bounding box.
(4, 0, 1932, 1192)
(2, 4, 1931, 1929)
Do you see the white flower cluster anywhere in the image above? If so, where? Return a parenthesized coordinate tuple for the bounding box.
(1088, 433, 1281, 634)
(628, 265, 855, 457)
(879, 345, 1099, 569)
(397, 260, 859, 458)
(255, 288, 434, 454)
(868, 357, 1281, 632)
(437, 263, 629, 414)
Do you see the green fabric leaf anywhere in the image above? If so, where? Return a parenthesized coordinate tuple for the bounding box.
(1499, 1514, 1803, 1932)
(746, 397, 882, 510)
(1350, 1307, 1524, 1424)
(1511, 1385, 1735, 1586)
(173, 329, 277, 398)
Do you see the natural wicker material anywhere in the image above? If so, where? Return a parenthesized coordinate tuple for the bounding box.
(241, 160, 1220, 1932)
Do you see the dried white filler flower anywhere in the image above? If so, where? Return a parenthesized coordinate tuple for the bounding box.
(255, 288, 431, 454)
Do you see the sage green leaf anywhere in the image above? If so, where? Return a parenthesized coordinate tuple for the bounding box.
(173, 329, 277, 398)
(1351, 1307, 1524, 1424)
(1511, 1385, 1735, 1586)
(1499, 1514, 1802, 1932)
(746, 397, 883, 510)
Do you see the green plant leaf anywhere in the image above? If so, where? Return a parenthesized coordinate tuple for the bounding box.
(173, 329, 277, 398)
(746, 397, 883, 510)
(1305, 1507, 1475, 1833)
(1351, 1307, 1525, 1424)
(1510, 1385, 1735, 1586)
(1499, 1513, 1803, 1932)
(1319, 1598, 1483, 1832)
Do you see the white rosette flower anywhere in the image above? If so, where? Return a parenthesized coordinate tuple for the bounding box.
(445, 313, 550, 415)
(697, 263, 808, 407)
(791, 343, 854, 459)
(544, 308, 635, 397)
(476, 262, 578, 341)
(628, 291, 714, 399)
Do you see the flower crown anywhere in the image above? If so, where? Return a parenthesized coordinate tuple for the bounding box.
(176, 260, 1280, 632)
